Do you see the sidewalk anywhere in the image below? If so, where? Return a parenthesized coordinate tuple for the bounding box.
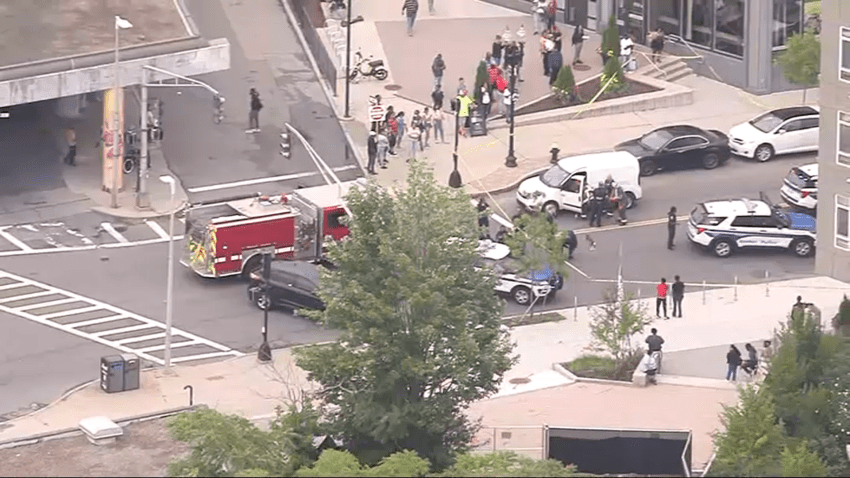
(321, 0, 816, 196)
(2, 275, 846, 446)
(59, 98, 188, 221)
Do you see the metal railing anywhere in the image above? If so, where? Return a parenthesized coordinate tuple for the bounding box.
(286, 0, 338, 95)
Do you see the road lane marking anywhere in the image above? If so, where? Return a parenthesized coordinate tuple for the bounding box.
(100, 222, 129, 243)
(0, 227, 33, 251)
(0, 270, 244, 366)
(145, 220, 171, 240)
(564, 260, 590, 279)
(186, 165, 359, 193)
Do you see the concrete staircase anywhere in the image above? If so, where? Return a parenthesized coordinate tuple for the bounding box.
(634, 54, 694, 83)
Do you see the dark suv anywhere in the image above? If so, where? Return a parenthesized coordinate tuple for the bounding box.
(247, 260, 325, 312)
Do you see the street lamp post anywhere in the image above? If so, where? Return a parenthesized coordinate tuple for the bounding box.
(342, 2, 364, 119)
(159, 175, 177, 369)
(111, 16, 133, 209)
(448, 100, 462, 188)
(505, 64, 518, 168)
(257, 253, 272, 363)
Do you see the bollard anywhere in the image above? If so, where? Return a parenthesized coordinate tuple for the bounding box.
(574, 296, 578, 321)
(765, 270, 770, 297)
(734, 276, 738, 302)
(702, 280, 706, 305)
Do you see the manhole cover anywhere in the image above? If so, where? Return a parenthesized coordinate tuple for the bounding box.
(384, 84, 403, 91)
(509, 377, 531, 385)
(573, 63, 591, 71)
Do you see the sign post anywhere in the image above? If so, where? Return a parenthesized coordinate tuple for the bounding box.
(368, 104, 385, 131)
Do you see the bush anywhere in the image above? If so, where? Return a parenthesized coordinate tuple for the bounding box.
(565, 349, 643, 381)
(832, 295, 850, 330)
(552, 65, 577, 103)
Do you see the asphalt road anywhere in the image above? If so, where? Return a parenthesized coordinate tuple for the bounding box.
(158, 0, 362, 204)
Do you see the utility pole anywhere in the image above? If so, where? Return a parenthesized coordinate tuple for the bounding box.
(137, 68, 150, 209)
(344, 0, 353, 119)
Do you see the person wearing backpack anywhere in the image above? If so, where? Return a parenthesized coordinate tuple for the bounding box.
(247, 88, 263, 133)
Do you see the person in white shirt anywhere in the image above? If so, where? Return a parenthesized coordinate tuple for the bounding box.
(533, 0, 547, 35)
(479, 85, 491, 117)
(620, 34, 635, 71)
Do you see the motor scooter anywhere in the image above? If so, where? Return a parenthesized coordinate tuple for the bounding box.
(348, 50, 388, 82)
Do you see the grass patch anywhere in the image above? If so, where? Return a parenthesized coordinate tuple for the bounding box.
(563, 350, 645, 381)
(515, 76, 661, 117)
(502, 312, 564, 327)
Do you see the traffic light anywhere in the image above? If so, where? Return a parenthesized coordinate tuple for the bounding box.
(280, 132, 291, 158)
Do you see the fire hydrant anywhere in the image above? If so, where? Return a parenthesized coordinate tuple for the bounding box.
(550, 143, 560, 164)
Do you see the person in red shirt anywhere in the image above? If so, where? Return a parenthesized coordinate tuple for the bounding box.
(547, 0, 557, 29)
(656, 278, 668, 319)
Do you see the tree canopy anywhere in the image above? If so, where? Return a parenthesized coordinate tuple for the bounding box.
(775, 30, 820, 102)
(295, 162, 516, 470)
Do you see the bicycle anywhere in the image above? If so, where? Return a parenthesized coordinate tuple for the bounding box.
(213, 94, 225, 124)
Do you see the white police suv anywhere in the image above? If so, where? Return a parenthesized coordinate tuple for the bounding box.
(779, 163, 818, 210)
(476, 240, 563, 305)
(687, 193, 816, 258)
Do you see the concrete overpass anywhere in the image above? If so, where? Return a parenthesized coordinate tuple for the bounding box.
(0, 0, 230, 108)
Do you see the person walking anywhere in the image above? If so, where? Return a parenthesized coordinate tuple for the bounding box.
(457, 91, 473, 137)
(671, 275, 685, 317)
(479, 85, 491, 117)
(547, 0, 557, 30)
(427, 0, 435, 15)
(402, 0, 419, 36)
(432, 107, 445, 143)
(432, 84, 444, 111)
(563, 229, 577, 259)
(571, 24, 585, 65)
(610, 181, 627, 225)
(726, 345, 742, 382)
(741, 343, 759, 377)
(493, 71, 506, 115)
(667, 206, 677, 250)
(422, 107, 433, 148)
(376, 128, 389, 169)
(620, 33, 635, 72)
(590, 181, 607, 227)
(492, 35, 503, 66)
(63, 127, 77, 166)
(646, 328, 665, 373)
(648, 28, 666, 63)
(656, 278, 669, 319)
(540, 32, 554, 76)
(406, 124, 420, 161)
(431, 53, 446, 88)
(366, 130, 378, 174)
(502, 86, 515, 123)
(533, 0, 547, 35)
(547, 47, 563, 86)
(386, 109, 399, 156)
(396, 111, 407, 143)
(247, 88, 262, 133)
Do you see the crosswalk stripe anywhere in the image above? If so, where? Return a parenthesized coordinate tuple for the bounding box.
(67, 314, 124, 328)
(0, 282, 27, 291)
(0, 290, 55, 303)
(171, 351, 237, 364)
(136, 340, 198, 353)
(100, 222, 129, 243)
(93, 323, 158, 338)
(18, 297, 80, 311)
(114, 332, 167, 345)
(0, 227, 33, 252)
(145, 220, 170, 240)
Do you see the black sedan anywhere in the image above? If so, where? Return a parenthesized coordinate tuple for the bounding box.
(614, 125, 731, 177)
(248, 260, 326, 312)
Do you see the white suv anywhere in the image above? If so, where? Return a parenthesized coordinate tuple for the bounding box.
(779, 163, 818, 210)
(728, 106, 819, 162)
(687, 194, 816, 258)
(477, 240, 562, 305)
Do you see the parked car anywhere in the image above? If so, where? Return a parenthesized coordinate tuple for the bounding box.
(687, 193, 816, 258)
(476, 240, 563, 305)
(247, 260, 325, 312)
(728, 106, 820, 162)
(779, 163, 818, 210)
(614, 125, 731, 177)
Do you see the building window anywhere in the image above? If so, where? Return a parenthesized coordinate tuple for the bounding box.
(773, 0, 803, 49)
(840, 112, 850, 167)
(837, 195, 850, 251)
(651, 0, 682, 37)
(842, 27, 850, 82)
(688, 0, 713, 48)
(714, 0, 744, 57)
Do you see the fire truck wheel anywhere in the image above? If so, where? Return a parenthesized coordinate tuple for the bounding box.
(242, 255, 262, 279)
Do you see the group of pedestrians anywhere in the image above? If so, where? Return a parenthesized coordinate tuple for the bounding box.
(366, 95, 449, 175)
(655, 276, 685, 319)
(582, 176, 628, 227)
(726, 341, 771, 382)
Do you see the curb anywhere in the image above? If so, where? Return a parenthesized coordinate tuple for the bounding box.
(0, 405, 207, 450)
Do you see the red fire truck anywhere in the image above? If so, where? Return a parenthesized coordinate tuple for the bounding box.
(180, 180, 363, 278)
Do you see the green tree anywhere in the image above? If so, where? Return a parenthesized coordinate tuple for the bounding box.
(474, 61, 488, 103)
(438, 451, 575, 477)
(781, 442, 828, 477)
(296, 449, 363, 477)
(831, 294, 850, 335)
(775, 29, 821, 103)
(503, 212, 571, 287)
(552, 64, 577, 103)
(600, 55, 625, 93)
(295, 162, 516, 471)
(601, 15, 620, 59)
(587, 288, 651, 369)
(367, 450, 431, 477)
(710, 385, 786, 477)
(167, 409, 291, 477)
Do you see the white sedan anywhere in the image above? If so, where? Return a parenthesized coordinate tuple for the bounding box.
(728, 106, 819, 162)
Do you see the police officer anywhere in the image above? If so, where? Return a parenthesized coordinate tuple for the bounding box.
(563, 229, 578, 259)
(477, 198, 491, 239)
(667, 206, 677, 249)
(603, 175, 615, 217)
(611, 181, 627, 225)
(590, 181, 607, 227)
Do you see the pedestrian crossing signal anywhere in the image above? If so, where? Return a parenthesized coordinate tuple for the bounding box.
(280, 132, 291, 158)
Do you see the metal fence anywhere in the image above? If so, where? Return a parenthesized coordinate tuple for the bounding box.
(470, 425, 546, 459)
(287, 0, 338, 95)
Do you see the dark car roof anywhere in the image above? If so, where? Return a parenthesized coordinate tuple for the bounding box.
(770, 106, 818, 120)
(270, 260, 320, 285)
(655, 125, 709, 137)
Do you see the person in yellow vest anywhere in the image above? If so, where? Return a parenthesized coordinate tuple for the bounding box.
(456, 90, 474, 137)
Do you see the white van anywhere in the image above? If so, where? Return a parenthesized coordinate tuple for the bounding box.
(516, 151, 643, 216)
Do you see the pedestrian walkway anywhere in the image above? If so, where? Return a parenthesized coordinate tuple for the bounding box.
(2, 275, 845, 448)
